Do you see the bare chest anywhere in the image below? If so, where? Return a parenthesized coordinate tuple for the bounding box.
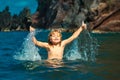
(50, 46, 63, 53)
(47, 46, 64, 55)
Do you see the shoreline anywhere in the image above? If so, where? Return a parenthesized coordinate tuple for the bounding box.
(1, 26, 120, 33)
(91, 30, 120, 33)
(1, 29, 120, 34)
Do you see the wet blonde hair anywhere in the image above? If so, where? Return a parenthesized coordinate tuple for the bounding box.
(48, 29, 62, 45)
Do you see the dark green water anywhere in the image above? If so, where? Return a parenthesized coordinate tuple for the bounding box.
(0, 31, 120, 80)
(94, 33, 120, 80)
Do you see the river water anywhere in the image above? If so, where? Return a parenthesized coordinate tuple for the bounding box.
(0, 31, 119, 80)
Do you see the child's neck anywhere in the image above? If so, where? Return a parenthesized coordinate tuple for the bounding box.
(51, 43, 61, 47)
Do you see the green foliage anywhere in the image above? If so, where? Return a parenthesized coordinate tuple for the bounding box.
(0, 6, 11, 31)
(0, 7, 32, 31)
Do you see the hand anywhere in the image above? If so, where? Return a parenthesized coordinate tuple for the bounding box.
(30, 26, 35, 32)
(81, 21, 87, 30)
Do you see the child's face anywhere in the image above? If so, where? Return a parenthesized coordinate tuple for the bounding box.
(50, 32, 61, 45)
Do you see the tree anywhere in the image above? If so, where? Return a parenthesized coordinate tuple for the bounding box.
(0, 6, 11, 31)
(18, 7, 32, 30)
(10, 14, 20, 30)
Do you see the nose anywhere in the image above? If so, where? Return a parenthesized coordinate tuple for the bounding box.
(54, 37, 58, 39)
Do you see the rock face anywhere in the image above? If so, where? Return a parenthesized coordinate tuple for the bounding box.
(31, 0, 98, 29)
(94, 9, 120, 32)
(90, 0, 120, 32)
(31, 0, 120, 32)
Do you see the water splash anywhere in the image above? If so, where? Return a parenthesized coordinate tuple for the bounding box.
(64, 39, 82, 60)
(14, 31, 41, 61)
(64, 30, 98, 61)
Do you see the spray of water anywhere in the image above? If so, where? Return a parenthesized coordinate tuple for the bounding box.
(14, 31, 41, 61)
(64, 39, 82, 60)
(64, 29, 98, 61)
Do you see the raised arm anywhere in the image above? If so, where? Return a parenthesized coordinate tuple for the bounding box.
(30, 26, 49, 48)
(32, 37, 48, 48)
(62, 21, 87, 46)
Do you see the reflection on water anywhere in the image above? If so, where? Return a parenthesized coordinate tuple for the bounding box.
(95, 33, 120, 80)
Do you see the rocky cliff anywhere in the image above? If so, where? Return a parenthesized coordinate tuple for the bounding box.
(31, 0, 120, 32)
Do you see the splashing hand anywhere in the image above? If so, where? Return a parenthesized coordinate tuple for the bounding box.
(30, 26, 35, 32)
(81, 21, 87, 30)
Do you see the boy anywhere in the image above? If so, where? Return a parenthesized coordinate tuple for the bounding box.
(31, 21, 87, 61)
